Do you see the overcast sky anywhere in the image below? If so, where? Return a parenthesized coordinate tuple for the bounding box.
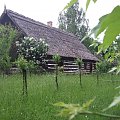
(0, 0, 120, 28)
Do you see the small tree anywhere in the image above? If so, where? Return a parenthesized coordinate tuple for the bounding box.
(96, 60, 111, 85)
(76, 58, 83, 88)
(16, 37, 48, 95)
(53, 54, 61, 90)
(96, 62, 101, 85)
(0, 56, 11, 77)
(15, 55, 29, 95)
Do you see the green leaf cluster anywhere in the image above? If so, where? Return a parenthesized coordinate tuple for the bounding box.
(86, 0, 97, 10)
(63, 0, 97, 11)
(53, 98, 95, 120)
(63, 0, 78, 10)
(0, 25, 17, 73)
(15, 55, 28, 70)
(53, 54, 61, 64)
(103, 96, 120, 112)
(92, 6, 120, 52)
(96, 60, 111, 73)
(76, 58, 82, 67)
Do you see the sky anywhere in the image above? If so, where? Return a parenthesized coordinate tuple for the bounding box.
(0, 0, 120, 28)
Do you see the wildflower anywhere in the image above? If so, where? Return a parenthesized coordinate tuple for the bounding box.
(15, 41, 19, 46)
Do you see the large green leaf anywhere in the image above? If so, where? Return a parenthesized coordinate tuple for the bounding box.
(86, 0, 97, 10)
(103, 96, 120, 111)
(108, 67, 117, 73)
(92, 6, 120, 51)
(96, 6, 120, 36)
(63, 0, 97, 11)
(86, 0, 91, 10)
(63, 0, 78, 10)
(93, 0, 97, 2)
(102, 20, 120, 50)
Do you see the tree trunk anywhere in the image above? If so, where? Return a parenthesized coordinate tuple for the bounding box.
(55, 64, 59, 90)
(22, 69, 27, 96)
(3, 71, 5, 78)
(79, 66, 82, 88)
(97, 72, 99, 85)
(111, 73, 114, 84)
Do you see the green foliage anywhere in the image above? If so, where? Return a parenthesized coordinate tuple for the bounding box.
(76, 58, 83, 87)
(15, 55, 28, 70)
(27, 60, 36, 72)
(76, 58, 82, 67)
(54, 98, 95, 120)
(96, 60, 111, 73)
(0, 56, 11, 73)
(52, 54, 61, 64)
(52, 54, 61, 90)
(63, 0, 78, 10)
(103, 96, 120, 112)
(86, 0, 97, 10)
(109, 66, 120, 75)
(91, 6, 120, 52)
(15, 55, 29, 95)
(0, 25, 17, 55)
(54, 97, 120, 120)
(63, 0, 97, 11)
(0, 25, 17, 74)
(89, 39, 100, 52)
(82, 37, 98, 53)
(103, 83, 120, 113)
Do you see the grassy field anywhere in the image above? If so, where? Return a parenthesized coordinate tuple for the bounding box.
(0, 73, 120, 120)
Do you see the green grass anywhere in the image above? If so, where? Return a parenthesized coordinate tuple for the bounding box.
(0, 73, 120, 120)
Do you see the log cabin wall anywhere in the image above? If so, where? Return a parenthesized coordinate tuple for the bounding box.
(45, 55, 97, 74)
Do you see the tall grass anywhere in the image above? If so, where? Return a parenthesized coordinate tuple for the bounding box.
(0, 73, 120, 120)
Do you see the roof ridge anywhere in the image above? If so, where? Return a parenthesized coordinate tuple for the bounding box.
(6, 9, 46, 26)
(6, 9, 76, 38)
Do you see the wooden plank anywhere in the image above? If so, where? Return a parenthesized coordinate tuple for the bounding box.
(64, 68, 78, 70)
(64, 65, 78, 67)
(48, 67, 55, 70)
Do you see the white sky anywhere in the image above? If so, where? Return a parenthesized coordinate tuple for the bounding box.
(0, 0, 120, 28)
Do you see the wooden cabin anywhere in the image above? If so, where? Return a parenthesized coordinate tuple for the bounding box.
(0, 9, 99, 73)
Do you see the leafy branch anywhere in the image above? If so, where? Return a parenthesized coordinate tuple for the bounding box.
(53, 98, 120, 120)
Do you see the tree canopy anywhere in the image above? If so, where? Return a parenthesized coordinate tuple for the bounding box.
(0, 25, 17, 74)
(58, 1, 89, 40)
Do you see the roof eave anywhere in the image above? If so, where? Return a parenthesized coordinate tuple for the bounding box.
(6, 10, 27, 36)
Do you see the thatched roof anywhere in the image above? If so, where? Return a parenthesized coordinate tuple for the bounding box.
(0, 9, 98, 61)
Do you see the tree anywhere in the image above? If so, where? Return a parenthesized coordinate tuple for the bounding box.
(16, 37, 48, 95)
(76, 58, 83, 88)
(15, 55, 29, 95)
(0, 25, 17, 76)
(16, 37, 48, 64)
(58, 1, 89, 40)
(58, 1, 96, 52)
(52, 54, 61, 90)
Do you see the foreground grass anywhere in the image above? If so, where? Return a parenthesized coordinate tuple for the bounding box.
(0, 73, 120, 120)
